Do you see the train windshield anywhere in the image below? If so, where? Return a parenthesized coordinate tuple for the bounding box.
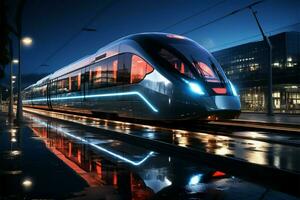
(135, 34, 225, 82)
(159, 40, 223, 82)
(168, 43, 222, 82)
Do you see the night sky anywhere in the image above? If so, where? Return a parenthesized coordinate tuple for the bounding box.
(6, 0, 300, 76)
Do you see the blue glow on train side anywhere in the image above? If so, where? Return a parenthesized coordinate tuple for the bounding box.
(31, 117, 154, 166)
(23, 91, 158, 112)
(229, 81, 238, 96)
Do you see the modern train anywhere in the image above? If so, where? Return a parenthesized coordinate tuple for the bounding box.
(22, 32, 241, 121)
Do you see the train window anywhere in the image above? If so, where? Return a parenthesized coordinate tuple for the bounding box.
(50, 80, 57, 95)
(41, 84, 47, 96)
(130, 55, 154, 84)
(169, 43, 222, 83)
(107, 56, 118, 86)
(117, 53, 131, 85)
(70, 72, 81, 92)
(57, 77, 69, 93)
(89, 61, 107, 89)
(158, 49, 194, 79)
(193, 61, 220, 82)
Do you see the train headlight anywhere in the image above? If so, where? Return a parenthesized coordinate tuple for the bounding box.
(182, 79, 205, 95)
(188, 174, 203, 185)
(189, 82, 205, 95)
(229, 81, 238, 96)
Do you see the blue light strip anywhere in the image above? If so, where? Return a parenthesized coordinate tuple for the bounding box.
(23, 91, 158, 112)
(31, 117, 154, 166)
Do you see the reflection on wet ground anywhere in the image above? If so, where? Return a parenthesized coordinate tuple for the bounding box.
(0, 111, 298, 199)
(24, 108, 300, 173)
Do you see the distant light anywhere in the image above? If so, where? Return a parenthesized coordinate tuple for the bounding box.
(12, 76, 16, 79)
(273, 62, 279, 67)
(287, 57, 292, 62)
(229, 81, 238, 96)
(22, 178, 33, 188)
(11, 137, 17, 143)
(12, 59, 19, 64)
(21, 37, 33, 46)
(189, 82, 205, 95)
(11, 150, 21, 156)
(189, 174, 203, 185)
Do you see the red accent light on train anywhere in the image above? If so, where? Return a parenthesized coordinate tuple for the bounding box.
(212, 171, 226, 177)
(212, 88, 227, 94)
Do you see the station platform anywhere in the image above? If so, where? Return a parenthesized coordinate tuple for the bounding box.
(237, 112, 300, 125)
(236, 112, 300, 126)
(211, 112, 300, 134)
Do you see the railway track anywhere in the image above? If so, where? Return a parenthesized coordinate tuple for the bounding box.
(23, 107, 300, 147)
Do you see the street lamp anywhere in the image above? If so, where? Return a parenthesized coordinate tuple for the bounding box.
(16, 37, 33, 122)
(12, 59, 19, 64)
(21, 37, 33, 46)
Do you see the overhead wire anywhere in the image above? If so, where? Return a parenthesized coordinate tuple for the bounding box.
(180, 0, 264, 35)
(208, 22, 300, 51)
(36, 0, 118, 71)
(159, 0, 227, 32)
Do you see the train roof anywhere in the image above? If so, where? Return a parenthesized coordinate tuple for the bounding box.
(25, 32, 188, 89)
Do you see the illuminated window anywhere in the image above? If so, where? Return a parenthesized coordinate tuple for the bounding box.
(57, 77, 69, 93)
(130, 55, 153, 84)
(70, 72, 81, 92)
(90, 62, 107, 88)
(194, 62, 220, 83)
(107, 58, 118, 85)
(159, 49, 194, 79)
(116, 53, 131, 85)
(89, 55, 119, 88)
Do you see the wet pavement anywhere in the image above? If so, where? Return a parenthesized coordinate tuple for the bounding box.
(0, 110, 299, 199)
(24, 107, 300, 173)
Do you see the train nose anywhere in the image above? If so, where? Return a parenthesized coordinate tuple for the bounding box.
(205, 95, 241, 120)
(212, 95, 241, 111)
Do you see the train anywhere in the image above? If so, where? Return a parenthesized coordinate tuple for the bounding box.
(22, 32, 241, 121)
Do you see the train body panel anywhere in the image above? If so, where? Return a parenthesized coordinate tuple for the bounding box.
(23, 33, 241, 121)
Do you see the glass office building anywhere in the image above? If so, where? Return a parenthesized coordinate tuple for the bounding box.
(213, 32, 300, 113)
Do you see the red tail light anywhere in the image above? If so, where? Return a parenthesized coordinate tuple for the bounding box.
(212, 88, 227, 94)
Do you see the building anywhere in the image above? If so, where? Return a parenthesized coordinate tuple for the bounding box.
(213, 32, 300, 113)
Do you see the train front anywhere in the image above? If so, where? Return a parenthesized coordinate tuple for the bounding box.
(134, 33, 241, 120)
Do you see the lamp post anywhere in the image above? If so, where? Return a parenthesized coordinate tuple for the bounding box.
(16, 36, 33, 123)
(8, 59, 19, 118)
